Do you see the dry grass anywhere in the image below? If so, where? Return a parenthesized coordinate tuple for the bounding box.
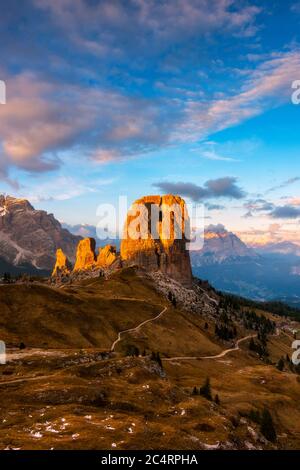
(0, 268, 300, 449)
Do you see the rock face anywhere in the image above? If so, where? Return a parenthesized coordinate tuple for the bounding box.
(97, 244, 117, 268)
(73, 238, 119, 272)
(0, 195, 81, 272)
(120, 195, 192, 286)
(52, 249, 72, 277)
(73, 238, 97, 271)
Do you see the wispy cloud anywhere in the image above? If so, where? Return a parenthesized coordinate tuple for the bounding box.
(175, 50, 300, 142)
(266, 176, 300, 193)
(19, 175, 115, 203)
(34, 0, 261, 55)
(0, 1, 298, 190)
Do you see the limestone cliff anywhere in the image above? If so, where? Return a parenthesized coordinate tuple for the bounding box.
(72, 238, 119, 272)
(120, 195, 192, 285)
(52, 249, 72, 277)
(73, 238, 97, 271)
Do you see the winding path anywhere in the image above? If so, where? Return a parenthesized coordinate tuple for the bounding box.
(110, 306, 168, 352)
(162, 334, 257, 362)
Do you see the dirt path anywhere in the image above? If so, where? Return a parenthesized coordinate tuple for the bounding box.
(110, 306, 168, 352)
(163, 334, 257, 362)
(0, 305, 168, 386)
(0, 374, 57, 387)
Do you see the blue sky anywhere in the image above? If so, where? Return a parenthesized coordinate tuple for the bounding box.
(0, 0, 300, 245)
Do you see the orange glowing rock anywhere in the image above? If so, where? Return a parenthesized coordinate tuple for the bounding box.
(73, 237, 96, 271)
(120, 195, 192, 286)
(52, 248, 72, 277)
(97, 244, 117, 267)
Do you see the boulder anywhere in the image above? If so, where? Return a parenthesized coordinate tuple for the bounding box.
(73, 237, 97, 271)
(120, 195, 192, 286)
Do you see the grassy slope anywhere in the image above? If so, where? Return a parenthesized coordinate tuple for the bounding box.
(0, 268, 300, 449)
(0, 269, 220, 356)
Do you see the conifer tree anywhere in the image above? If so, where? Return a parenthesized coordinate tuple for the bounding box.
(200, 377, 212, 400)
(214, 394, 220, 405)
(260, 408, 276, 442)
(276, 357, 284, 371)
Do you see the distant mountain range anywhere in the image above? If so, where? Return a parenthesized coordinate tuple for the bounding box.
(191, 224, 300, 308)
(1, 196, 300, 307)
(61, 222, 120, 249)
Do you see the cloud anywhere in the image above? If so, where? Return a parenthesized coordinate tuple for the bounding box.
(291, 2, 300, 14)
(0, 71, 180, 180)
(0, 2, 298, 187)
(236, 223, 300, 247)
(19, 175, 115, 203)
(0, 72, 86, 173)
(271, 205, 300, 219)
(33, 0, 261, 55)
(205, 203, 225, 210)
(205, 223, 226, 233)
(200, 149, 240, 162)
(266, 176, 300, 193)
(243, 198, 275, 217)
(153, 176, 246, 202)
(175, 50, 300, 142)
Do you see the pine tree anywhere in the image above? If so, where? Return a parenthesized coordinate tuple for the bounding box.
(204, 322, 208, 330)
(249, 337, 256, 351)
(200, 377, 212, 401)
(276, 357, 284, 371)
(249, 409, 260, 424)
(214, 394, 220, 405)
(192, 386, 198, 395)
(260, 408, 276, 442)
(156, 352, 163, 368)
(3, 272, 11, 283)
(151, 351, 163, 369)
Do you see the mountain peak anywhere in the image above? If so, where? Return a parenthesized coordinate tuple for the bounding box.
(0, 194, 34, 213)
(0, 194, 81, 271)
(192, 224, 258, 266)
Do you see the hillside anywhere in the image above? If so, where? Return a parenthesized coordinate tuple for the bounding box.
(0, 267, 300, 450)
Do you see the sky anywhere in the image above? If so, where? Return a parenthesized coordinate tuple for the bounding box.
(0, 0, 300, 246)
